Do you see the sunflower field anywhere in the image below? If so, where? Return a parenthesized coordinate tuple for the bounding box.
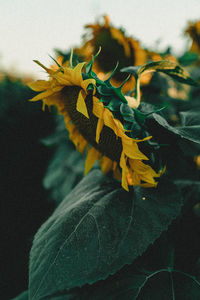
(2, 16, 200, 300)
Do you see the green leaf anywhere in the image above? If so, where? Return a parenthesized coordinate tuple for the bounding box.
(120, 103, 135, 122)
(43, 142, 84, 204)
(147, 112, 200, 144)
(139, 61, 198, 86)
(122, 61, 198, 86)
(12, 290, 75, 300)
(36, 268, 200, 300)
(120, 65, 140, 79)
(43, 117, 85, 204)
(89, 270, 200, 300)
(179, 111, 200, 126)
(29, 170, 183, 299)
(136, 269, 200, 300)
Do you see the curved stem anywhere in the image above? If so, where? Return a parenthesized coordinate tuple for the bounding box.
(135, 77, 141, 107)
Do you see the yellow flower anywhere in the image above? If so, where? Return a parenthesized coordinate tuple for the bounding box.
(76, 15, 147, 92)
(28, 58, 162, 191)
(186, 20, 200, 54)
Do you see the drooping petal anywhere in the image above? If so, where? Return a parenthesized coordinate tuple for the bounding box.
(85, 147, 101, 175)
(120, 151, 129, 191)
(100, 156, 114, 174)
(76, 90, 89, 118)
(81, 78, 96, 93)
(29, 89, 56, 102)
(123, 141, 148, 160)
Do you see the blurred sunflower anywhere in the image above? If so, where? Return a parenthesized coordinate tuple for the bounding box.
(186, 20, 200, 54)
(28, 55, 164, 191)
(76, 15, 147, 91)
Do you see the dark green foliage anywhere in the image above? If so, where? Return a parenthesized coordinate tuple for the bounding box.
(0, 77, 55, 299)
(42, 116, 84, 204)
(146, 110, 200, 145)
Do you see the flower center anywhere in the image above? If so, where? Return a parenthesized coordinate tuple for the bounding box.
(62, 86, 123, 162)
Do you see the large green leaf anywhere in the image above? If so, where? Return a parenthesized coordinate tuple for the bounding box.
(28, 265, 200, 300)
(146, 112, 200, 144)
(29, 170, 183, 299)
(45, 209, 200, 300)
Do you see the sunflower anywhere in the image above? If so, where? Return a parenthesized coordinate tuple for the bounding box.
(28, 54, 164, 191)
(186, 20, 200, 54)
(77, 16, 147, 89)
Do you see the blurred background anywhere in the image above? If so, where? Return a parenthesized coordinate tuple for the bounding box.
(1, 0, 200, 78)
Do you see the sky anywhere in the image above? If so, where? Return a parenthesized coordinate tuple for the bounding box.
(1, 0, 200, 78)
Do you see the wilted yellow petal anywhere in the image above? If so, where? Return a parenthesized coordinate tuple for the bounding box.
(29, 89, 55, 102)
(120, 151, 129, 191)
(93, 97, 104, 116)
(85, 147, 101, 175)
(123, 141, 148, 160)
(76, 90, 89, 118)
(128, 159, 160, 187)
(101, 156, 113, 174)
(28, 80, 51, 92)
(81, 78, 96, 93)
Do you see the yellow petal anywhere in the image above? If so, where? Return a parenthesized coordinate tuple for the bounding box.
(29, 89, 56, 102)
(81, 78, 96, 93)
(132, 172, 141, 186)
(72, 62, 86, 85)
(100, 156, 113, 174)
(85, 147, 101, 175)
(93, 97, 104, 117)
(28, 80, 50, 91)
(76, 90, 89, 118)
(123, 141, 148, 160)
(113, 166, 122, 181)
(129, 159, 160, 186)
(120, 151, 129, 191)
(140, 182, 158, 188)
(95, 107, 105, 143)
(52, 71, 73, 86)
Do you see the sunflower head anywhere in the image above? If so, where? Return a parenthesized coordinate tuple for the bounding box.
(28, 53, 165, 191)
(79, 16, 147, 83)
(186, 20, 200, 54)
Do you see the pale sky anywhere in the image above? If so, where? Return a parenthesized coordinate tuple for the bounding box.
(1, 0, 200, 78)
